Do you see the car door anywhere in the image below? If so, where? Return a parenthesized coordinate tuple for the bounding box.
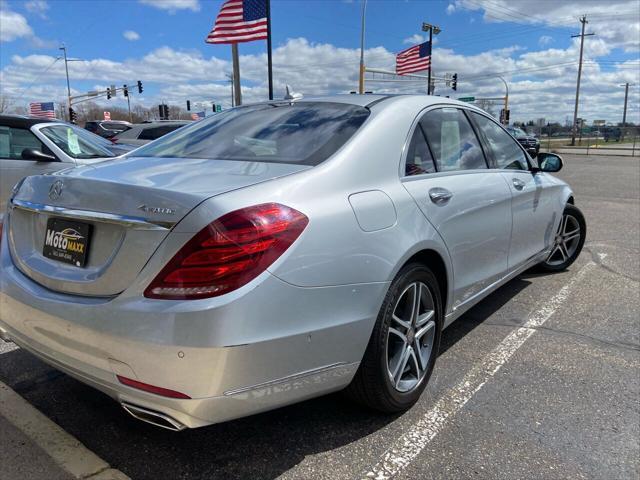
(468, 111, 560, 269)
(401, 107, 512, 311)
(0, 126, 63, 218)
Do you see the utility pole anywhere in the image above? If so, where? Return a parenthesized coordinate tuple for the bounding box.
(422, 23, 440, 95)
(570, 16, 595, 146)
(358, 0, 368, 94)
(620, 83, 636, 141)
(59, 45, 72, 121)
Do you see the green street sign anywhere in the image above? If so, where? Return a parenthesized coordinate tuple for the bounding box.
(458, 96, 475, 102)
(216, 104, 222, 112)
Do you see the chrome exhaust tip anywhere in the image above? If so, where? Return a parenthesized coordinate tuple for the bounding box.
(121, 402, 186, 431)
(0, 326, 11, 343)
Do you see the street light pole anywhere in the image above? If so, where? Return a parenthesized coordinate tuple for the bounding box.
(421, 23, 440, 95)
(358, 0, 367, 94)
(497, 75, 509, 125)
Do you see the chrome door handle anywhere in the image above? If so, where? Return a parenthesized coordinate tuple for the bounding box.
(429, 187, 453, 205)
(512, 178, 526, 191)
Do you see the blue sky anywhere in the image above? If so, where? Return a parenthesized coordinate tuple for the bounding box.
(1, 0, 639, 122)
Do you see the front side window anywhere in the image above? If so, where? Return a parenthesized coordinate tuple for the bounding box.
(133, 102, 370, 166)
(40, 125, 115, 159)
(470, 112, 529, 170)
(0, 126, 46, 160)
(420, 108, 486, 172)
(405, 124, 435, 176)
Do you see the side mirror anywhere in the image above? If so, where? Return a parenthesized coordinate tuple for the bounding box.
(21, 148, 57, 162)
(535, 152, 563, 173)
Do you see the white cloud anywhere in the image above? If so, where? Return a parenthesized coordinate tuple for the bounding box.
(446, 4, 456, 15)
(1, 37, 638, 123)
(24, 0, 49, 19)
(0, 5, 34, 42)
(451, 0, 640, 52)
(538, 35, 553, 47)
(139, 0, 200, 13)
(123, 30, 140, 41)
(403, 34, 426, 45)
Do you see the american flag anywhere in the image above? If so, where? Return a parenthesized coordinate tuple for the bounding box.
(29, 102, 56, 119)
(396, 41, 432, 75)
(205, 0, 268, 44)
(191, 111, 206, 121)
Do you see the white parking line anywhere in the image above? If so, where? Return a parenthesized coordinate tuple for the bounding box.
(0, 380, 130, 479)
(0, 342, 19, 354)
(363, 260, 598, 480)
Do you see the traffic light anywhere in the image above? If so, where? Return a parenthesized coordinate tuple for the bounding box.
(123, 85, 129, 97)
(500, 109, 510, 125)
(158, 104, 169, 120)
(69, 107, 77, 124)
(212, 103, 216, 112)
(186, 100, 191, 111)
(451, 73, 458, 91)
(106, 87, 111, 100)
(137, 80, 143, 94)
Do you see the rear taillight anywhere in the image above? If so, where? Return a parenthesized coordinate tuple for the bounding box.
(144, 203, 308, 300)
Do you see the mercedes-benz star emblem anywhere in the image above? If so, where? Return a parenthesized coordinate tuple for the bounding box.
(49, 180, 64, 200)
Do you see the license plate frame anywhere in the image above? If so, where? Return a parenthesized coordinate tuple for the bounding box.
(42, 218, 92, 267)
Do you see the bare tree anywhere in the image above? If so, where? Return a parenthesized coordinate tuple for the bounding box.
(0, 95, 13, 113)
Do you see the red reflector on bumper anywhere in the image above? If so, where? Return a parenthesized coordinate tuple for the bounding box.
(116, 375, 191, 399)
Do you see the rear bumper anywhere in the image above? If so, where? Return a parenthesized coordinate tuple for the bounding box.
(0, 238, 386, 428)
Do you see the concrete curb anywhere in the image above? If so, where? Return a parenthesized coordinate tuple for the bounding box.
(0, 380, 129, 480)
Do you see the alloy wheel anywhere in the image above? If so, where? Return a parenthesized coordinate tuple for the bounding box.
(546, 213, 581, 266)
(386, 281, 436, 393)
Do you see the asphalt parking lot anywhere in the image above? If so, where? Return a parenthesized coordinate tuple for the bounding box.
(0, 153, 638, 480)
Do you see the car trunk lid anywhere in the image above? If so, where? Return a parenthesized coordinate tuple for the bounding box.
(8, 156, 309, 297)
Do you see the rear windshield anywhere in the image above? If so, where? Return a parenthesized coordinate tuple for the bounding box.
(132, 102, 370, 166)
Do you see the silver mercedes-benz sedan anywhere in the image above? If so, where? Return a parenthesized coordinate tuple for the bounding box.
(0, 95, 585, 430)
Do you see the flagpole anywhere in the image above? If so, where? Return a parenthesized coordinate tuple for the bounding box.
(266, 0, 274, 100)
(231, 43, 242, 106)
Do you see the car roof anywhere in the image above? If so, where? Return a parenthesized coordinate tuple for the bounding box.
(246, 94, 482, 111)
(132, 121, 190, 128)
(87, 120, 132, 125)
(0, 114, 59, 128)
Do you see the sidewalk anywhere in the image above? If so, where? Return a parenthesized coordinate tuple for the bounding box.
(0, 378, 129, 480)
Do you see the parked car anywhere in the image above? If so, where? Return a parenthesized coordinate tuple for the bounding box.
(0, 115, 122, 220)
(111, 121, 190, 146)
(506, 126, 540, 157)
(0, 96, 585, 430)
(85, 120, 132, 139)
(603, 127, 622, 142)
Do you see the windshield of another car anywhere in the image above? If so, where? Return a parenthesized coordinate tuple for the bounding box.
(507, 127, 528, 139)
(133, 102, 370, 166)
(39, 124, 116, 159)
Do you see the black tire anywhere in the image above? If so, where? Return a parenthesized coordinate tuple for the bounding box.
(538, 203, 586, 272)
(346, 263, 443, 413)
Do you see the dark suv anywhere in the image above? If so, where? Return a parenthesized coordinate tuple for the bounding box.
(85, 120, 132, 139)
(506, 127, 540, 158)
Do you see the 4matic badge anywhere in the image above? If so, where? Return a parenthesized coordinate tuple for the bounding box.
(138, 204, 176, 215)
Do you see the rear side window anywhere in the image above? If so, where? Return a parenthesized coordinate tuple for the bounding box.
(133, 102, 371, 166)
(103, 122, 130, 133)
(0, 126, 46, 160)
(471, 112, 528, 170)
(138, 125, 182, 140)
(405, 125, 435, 176)
(420, 108, 486, 171)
